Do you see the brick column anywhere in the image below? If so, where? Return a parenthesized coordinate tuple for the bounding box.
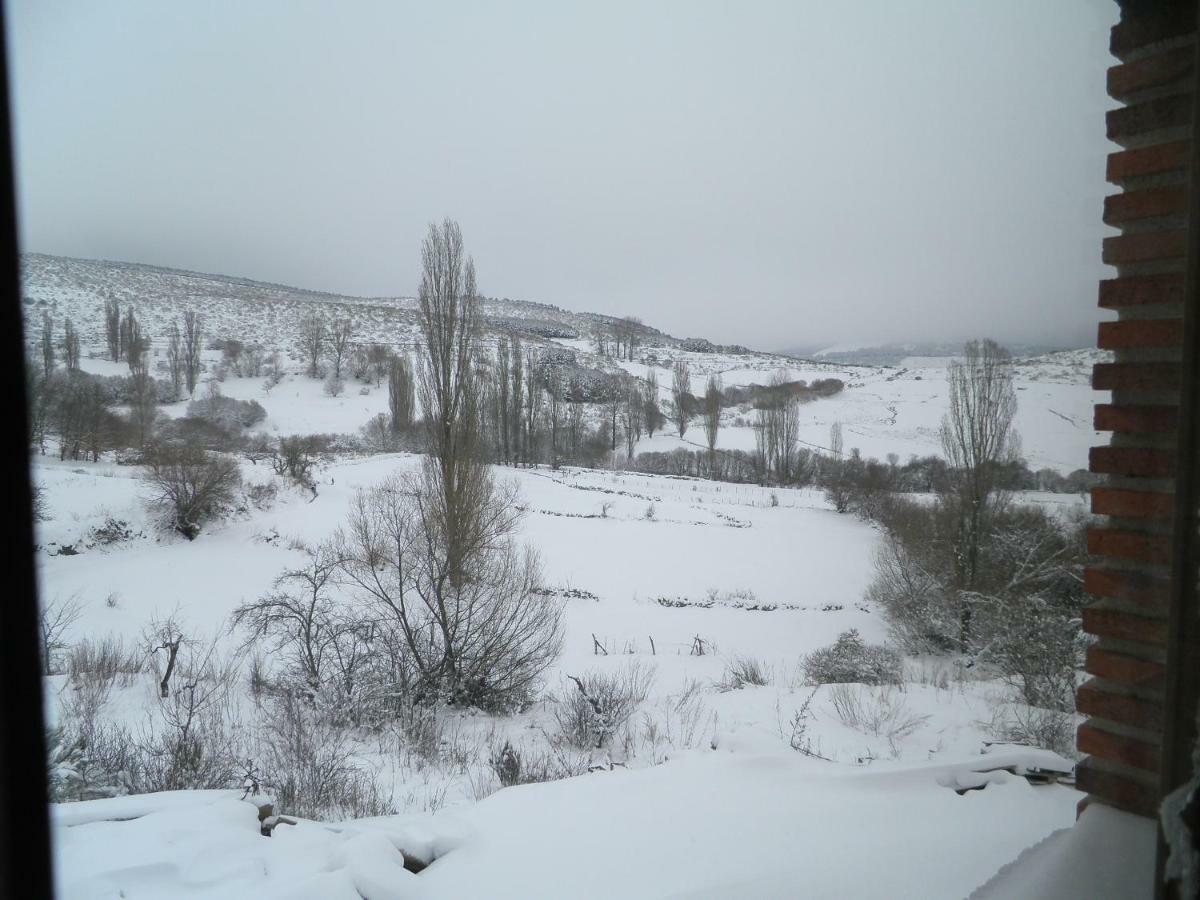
(1078, 3, 1197, 818)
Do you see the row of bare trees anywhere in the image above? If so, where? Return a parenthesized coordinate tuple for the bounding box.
(591, 315, 643, 361)
(297, 312, 354, 379)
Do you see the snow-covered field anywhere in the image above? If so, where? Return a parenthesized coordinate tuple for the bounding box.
(37, 450, 1110, 898)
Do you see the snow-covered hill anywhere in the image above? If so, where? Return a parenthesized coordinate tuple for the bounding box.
(23, 253, 1105, 474)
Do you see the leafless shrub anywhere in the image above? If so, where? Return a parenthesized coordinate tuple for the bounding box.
(555, 662, 655, 749)
(233, 543, 349, 695)
(260, 690, 395, 820)
(986, 701, 1077, 758)
(243, 480, 278, 510)
(143, 445, 241, 539)
(486, 738, 588, 791)
(39, 593, 84, 675)
(335, 466, 563, 711)
(136, 638, 242, 793)
(323, 372, 344, 397)
(67, 635, 143, 689)
(636, 679, 714, 763)
(777, 689, 824, 757)
(828, 683, 929, 755)
(271, 435, 324, 490)
(716, 656, 770, 691)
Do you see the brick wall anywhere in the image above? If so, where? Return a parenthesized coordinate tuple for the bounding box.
(1077, 3, 1196, 818)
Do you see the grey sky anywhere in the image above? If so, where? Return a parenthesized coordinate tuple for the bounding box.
(8, 1, 1117, 350)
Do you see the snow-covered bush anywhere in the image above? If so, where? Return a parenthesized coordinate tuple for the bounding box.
(803, 629, 902, 686)
(555, 662, 655, 750)
(88, 516, 138, 547)
(186, 392, 266, 430)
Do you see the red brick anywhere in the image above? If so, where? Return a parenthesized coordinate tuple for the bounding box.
(1098, 319, 1185, 349)
(1094, 404, 1178, 433)
(1084, 566, 1166, 609)
(1076, 758, 1159, 816)
(1108, 47, 1195, 100)
(1077, 722, 1161, 772)
(1102, 230, 1188, 264)
(1085, 565, 1171, 607)
(1091, 487, 1175, 519)
(1103, 186, 1188, 224)
(1083, 607, 1169, 646)
(1107, 141, 1190, 183)
(1089, 446, 1176, 478)
(1093, 362, 1182, 391)
(1088, 527, 1173, 565)
(1099, 273, 1186, 308)
(1110, 6, 1198, 61)
(1077, 679, 1164, 732)
(1085, 645, 1166, 690)
(1107, 94, 1192, 145)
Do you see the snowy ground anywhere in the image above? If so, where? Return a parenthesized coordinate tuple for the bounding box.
(53, 749, 1086, 900)
(39, 450, 1094, 898)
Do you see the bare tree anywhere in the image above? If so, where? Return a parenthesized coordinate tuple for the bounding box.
(335, 468, 562, 710)
(53, 374, 114, 461)
(41, 312, 55, 377)
(496, 336, 512, 464)
(39, 594, 84, 675)
(166, 321, 184, 399)
(622, 376, 644, 460)
(414, 218, 485, 584)
(129, 372, 159, 448)
(298, 311, 326, 378)
(388, 353, 415, 433)
(144, 615, 185, 698)
(182, 310, 203, 397)
(62, 318, 81, 372)
(522, 348, 540, 465)
(567, 379, 586, 461)
(329, 318, 353, 378)
(703, 373, 722, 476)
(671, 359, 691, 438)
(546, 369, 564, 469)
(27, 362, 55, 454)
(367, 344, 392, 385)
(104, 299, 121, 361)
(644, 370, 662, 437)
(122, 310, 147, 376)
(233, 543, 348, 693)
(143, 445, 241, 539)
(939, 339, 1019, 647)
(830, 421, 844, 458)
(509, 334, 524, 464)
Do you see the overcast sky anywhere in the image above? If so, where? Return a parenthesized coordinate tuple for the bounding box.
(8, 1, 1117, 350)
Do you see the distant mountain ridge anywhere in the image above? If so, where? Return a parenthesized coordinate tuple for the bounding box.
(780, 339, 1090, 367)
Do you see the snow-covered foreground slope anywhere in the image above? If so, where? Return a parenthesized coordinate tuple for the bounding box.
(54, 749, 1082, 900)
(39, 451, 1097, 898)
